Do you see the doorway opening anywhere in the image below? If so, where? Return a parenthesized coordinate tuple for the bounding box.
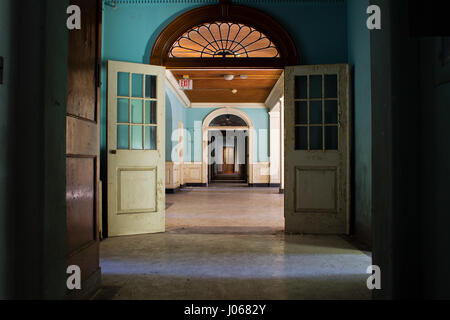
(97, 0, 371, 301)
(208, 129, 249, 184)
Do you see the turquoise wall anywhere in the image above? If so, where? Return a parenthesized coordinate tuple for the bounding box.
(165, 88, 186, 162)
(235, 0, 348, 64)
(347, 0, 372, 246)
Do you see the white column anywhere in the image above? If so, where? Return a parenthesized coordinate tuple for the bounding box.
(269, 107, 281, 185)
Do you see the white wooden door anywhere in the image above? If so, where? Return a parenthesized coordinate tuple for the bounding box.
(284, 64, 351, 234)
(107, 61, 165, 236)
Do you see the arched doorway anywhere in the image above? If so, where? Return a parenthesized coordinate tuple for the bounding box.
(202, 108, 254, 185)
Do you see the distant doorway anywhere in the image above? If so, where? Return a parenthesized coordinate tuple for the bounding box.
(208, 129, 249, 184)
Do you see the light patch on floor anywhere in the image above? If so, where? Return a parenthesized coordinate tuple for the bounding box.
(99, 187, 372, 300)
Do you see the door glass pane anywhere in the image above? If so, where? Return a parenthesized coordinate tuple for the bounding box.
(325, 100, 338, 124)
(310, 127, 323, 150)
(131, 100, 143, 124)
(295, 76, 307, 99)
(132, 73, 143, 98)
(117, 98, 129, 123)
(145, 75, 157, 99)
(117, 72, 129, 97)
(325, 126, 338, 150)
(131, 126, 143, 150)
(145, 101, 157, 124)
(325, 74, 338, 98)
(310, 75, 323, 98)
(117, 125, 129, 149)
(295, 101, 307, 125)
(145, 126, 157, 150)
(310, 101, 322, 124)
(295, 127, 308, 150)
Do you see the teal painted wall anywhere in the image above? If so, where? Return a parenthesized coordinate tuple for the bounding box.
(0, 0, 17, 299)
(166, 88, 186, 162)
(347, 0, 372, 246)
(235, 0, 348, 65)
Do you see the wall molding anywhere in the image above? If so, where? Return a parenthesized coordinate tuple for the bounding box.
(265, 72, 284, 110)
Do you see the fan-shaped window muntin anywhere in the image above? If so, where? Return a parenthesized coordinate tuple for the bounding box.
(169, 22, 280, 58)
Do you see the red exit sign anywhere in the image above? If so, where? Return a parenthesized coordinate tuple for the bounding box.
(179, 79, 193, 90)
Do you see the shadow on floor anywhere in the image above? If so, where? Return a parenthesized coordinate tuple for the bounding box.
(95, 274, 371, 300)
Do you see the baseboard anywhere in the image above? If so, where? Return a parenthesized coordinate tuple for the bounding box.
(269, 183, 281, 188)
(165, 187, 180, 194)
(249, 183, 270, 187)
(183, 183, 207, 187)
(66, 268, 101, 300)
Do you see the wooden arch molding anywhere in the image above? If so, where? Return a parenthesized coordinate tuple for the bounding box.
(150, 1, 300, 68)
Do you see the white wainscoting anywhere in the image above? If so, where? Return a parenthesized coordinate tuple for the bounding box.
(183, 162, 203, 184)
(165, 162, 181, 189)
(252, 162, 271, 184)
(166, 161, 271, 189)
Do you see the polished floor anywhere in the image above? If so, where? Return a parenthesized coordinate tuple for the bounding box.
(98, 186, 372, 300)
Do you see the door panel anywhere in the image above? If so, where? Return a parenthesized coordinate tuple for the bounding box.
(223, 147, 235, 173)
(66, 0, 102, 297)
(284, 64, 351, 234)
(107, 61, 166, 237)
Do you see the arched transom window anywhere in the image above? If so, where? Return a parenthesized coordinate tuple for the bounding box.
(169, 22, 280, 58)
(210, 114, 248, 127)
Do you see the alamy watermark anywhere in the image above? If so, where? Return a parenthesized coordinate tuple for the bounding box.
(66, 265, 81, 290)
(367, 265, 381, 290)
(367, 5, 382, 30)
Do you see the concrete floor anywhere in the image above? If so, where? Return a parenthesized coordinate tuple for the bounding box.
(98, 186, 372, 300)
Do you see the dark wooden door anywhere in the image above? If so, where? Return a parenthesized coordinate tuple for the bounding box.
(222, 147, 235, 173)
(66, 0, 102, 298)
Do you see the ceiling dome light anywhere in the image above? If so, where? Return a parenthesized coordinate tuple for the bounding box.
(239, 75, 248, 80)
(224, 74, 234, 81)
(232, 89, 238, 94)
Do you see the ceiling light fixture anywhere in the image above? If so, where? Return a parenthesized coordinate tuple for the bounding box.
(239, 75, 248, 80)
(224, 74, 234, 81)
(232, 89, 238, 94)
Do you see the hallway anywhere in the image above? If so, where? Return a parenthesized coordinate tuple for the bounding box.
(166, 185, 284, 234)
(98, 188, 372, 300)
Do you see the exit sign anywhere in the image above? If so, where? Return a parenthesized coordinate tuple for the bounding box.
(179, 79, 193, 90)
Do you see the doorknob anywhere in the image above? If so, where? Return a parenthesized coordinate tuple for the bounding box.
(110, 150, 117, 154)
